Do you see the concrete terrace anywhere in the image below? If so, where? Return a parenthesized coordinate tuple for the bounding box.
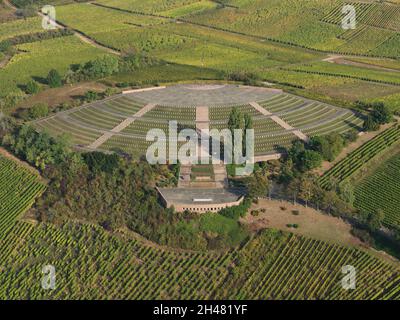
(158, 187, 245, 213)
(127, 84, 282, 107)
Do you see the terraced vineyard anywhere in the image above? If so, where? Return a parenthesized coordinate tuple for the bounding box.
(321, 2, 400, 57)
(214, 230, 400, 300)
(322, 2, 400, 32)
(0, 222, 398, 299)
(355, 151, 400, 230)
(33, 86, 363, 157)
(319, 125, 400, 188)
(0, 155, 46, 237)
(0, 36, 111, 98)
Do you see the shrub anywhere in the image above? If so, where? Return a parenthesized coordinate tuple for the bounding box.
(342, 129, 358, 143)
(219, 198, 251, 220)
(250, 210, 259, 216)
(47, 69, 62, 88)
(84, 90, 98, 102)
(0, 40, 11, 53)
(25, 80, 40, 95)
(29, 103, 49, 119)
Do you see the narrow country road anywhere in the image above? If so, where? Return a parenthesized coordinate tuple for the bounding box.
(37, 10, 121, 56)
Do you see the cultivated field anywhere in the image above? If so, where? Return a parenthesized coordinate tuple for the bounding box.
(1, 0, 400, 302)
(1, 1, 400, 111)
(0, 221, 399, 299)
(0, 155, 46, 236)
(355, 150, 400, 230)
(0, 36, 111, 98)
(319, 125, 400, 188)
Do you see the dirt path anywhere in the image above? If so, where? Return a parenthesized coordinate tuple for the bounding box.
(36, 10, 121, 56)
(3, 0, 17, 10)
(0, 54, 13, 69)
(323, 54, 400, 73)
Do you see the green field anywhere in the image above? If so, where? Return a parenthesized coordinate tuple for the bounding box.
(284, 61, 400, 86)
(0, 16, 42, 42)
(319, 125, 400, 188)
(1, 0, 400, 301)
(0, 36, 111, 98)
(0, 155, 46, 236)
(355, 151, 400, 229)
(0, 221, 399, 299)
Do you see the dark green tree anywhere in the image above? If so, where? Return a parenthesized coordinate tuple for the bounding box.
(367, 209, 385, 231)
(298, 150, 322, 172)
(372, 102, 393, 124)
(363, 115, 380, 131)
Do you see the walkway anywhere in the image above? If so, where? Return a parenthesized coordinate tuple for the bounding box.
(87, 103, 155, 149)
(249, 101, 309, 142)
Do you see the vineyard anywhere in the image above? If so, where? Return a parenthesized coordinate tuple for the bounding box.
(0, 16, 42, 42)
(283, 61, 400, 87)
(322, 2, 400, 32)
(354, 151, 400, 230)
(1, 0, 400, 302)
(0, 221, 399, 299)
(321, 2, 400, 57)
(319, 125, 400, 189)
(32, 85, 363, 157)
(1, 0, 398, 110)
(0, 155, 46, 237)
(0, 36, 109, 98)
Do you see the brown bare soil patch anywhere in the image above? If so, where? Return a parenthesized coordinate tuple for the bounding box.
(242, 199, 362, 247)
(17, 81, 108, 109)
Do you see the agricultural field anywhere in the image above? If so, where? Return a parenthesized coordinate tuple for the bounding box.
(159, 1, 219, 18)
(323, 2, 400, 32)
(0, 16, 43, 42)
(263, 68, 400, 112)
(0, 36, 110, 98)
(95, 0, 212, 15)
(0, 221, 399, 299)
(319, 125, 400, 188)
(1, 0, 400, 303)
(345, 57, 400, 71)
(0, 155, 46, 237)
(355, 150, 400, 230)
(283, 61, 400, 86)
(55, 2, 322, 69)
(107, 63, 221, 85)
